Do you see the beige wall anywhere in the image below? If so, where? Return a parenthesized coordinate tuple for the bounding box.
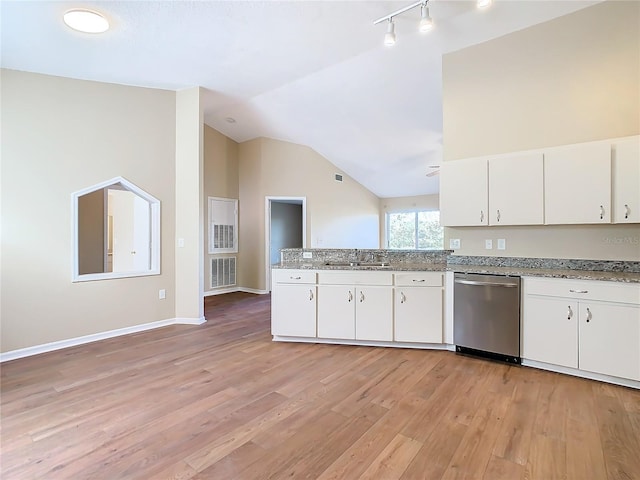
(175, 87, 204, 320)
(203, 125, 239, 293)
(442, 1, 640, 260)
(1, 69, 177, 352)
(379, 194, 439, 246)
(238, 137, 381, 291)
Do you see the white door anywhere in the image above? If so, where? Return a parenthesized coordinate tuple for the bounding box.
(355, 286, 393, 341)
(522, 295, 578, 368)
(488, 153, 544, 225)
(109, 190, 150, 272)
(544, 142, 611, 224)
(440, 158, 489, 226)
(394, 287, 442, 343)
(317, 285, 355, 339)
(579, 302, 640, 380)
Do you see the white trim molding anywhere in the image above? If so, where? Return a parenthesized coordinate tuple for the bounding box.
(0, 317, 206, 363)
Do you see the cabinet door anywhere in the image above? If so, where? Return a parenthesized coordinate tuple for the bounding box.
(579, 302, 640, 381)
(440, 158, 488, 226)
(317, 285, 355, 339)
(544, 142, 611, 224)
(271, 284, 317, 337)
(355, 287, 393, 341)
(394, 287, 442, 343)
(612, 137, 640, 223)
(488, 153, 544, 225)
(522, 296, 578, 368)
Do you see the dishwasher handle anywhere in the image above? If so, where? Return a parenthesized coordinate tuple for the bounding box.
(454, 278, 519, 288)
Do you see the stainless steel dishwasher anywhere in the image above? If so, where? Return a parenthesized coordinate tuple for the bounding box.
(453, 272, 521, 364)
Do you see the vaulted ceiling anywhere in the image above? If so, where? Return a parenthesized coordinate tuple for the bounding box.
(1, 1, 599, 197)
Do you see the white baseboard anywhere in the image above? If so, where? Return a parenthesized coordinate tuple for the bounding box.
(0, 317, 206, 363)
(204, 287, 269, 296)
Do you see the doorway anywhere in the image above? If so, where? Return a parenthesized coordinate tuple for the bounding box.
(265, 197, 306, 292)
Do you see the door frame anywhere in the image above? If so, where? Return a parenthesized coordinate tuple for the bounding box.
(265, 196, 307, 292)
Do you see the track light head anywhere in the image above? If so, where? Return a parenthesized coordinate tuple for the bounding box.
(419, 4, 433, 33)
(384, 18, 396, 46)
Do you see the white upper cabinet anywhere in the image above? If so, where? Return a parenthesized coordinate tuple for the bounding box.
(488, 153, 544, 226)
(544, 142, 611, 224)
(440, 158, 488, 227)
(612, 136, 640, 223)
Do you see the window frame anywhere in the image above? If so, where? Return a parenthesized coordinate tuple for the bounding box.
(385, 209, 443, 250)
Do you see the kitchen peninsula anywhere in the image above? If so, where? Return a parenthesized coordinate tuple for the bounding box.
(272, 248, 640, 388)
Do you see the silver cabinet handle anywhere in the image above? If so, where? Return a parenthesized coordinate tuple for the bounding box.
(412, 279, 425, 283)
(400, 292, 406, 304)
(586, 307, 592, 323)
(625, 204, 630, 219)
(359, 291, 365, 303)
(290, 276, 302, 280)
(309, 289, 314, 301)
(569, 289, 588, 294)
(480, 210, 484, 222)
(567, 306, 573, 320)
(348, 291, 353, 303)
(496, 209, 501, 222)
(600, 205, 605, 220)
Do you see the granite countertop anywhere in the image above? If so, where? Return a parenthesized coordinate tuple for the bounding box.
(273, 261, 640, 283)
(448, 264, 640, 283)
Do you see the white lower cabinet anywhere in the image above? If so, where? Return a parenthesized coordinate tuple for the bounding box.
(522, 277, 640, 382)
(317, 272, 393, 341)
(394, 272, 443, 343)
(271, 269, 317, 337)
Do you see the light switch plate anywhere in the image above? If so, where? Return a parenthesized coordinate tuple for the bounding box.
(303, 251, 313, 259)
(159, 289, 166, 300)
(449, 238, 461, 249)
(485, 239, 493, 249)
(497, 238, 506, 250)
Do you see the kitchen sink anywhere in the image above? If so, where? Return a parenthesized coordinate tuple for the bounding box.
(325, 261, 391, 268)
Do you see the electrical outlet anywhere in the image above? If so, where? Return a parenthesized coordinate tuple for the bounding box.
(449, 238, 461, 249)
(159, 289, 166, 300)
(497, 238, 506, 250)
(303, 251, 313, 259)
(485, 239, 493, 250)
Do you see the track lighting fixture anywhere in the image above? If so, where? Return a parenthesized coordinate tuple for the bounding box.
(384, 18, 396, 46)
(419, 4, 433, 33)
(374, 0, 432, 46)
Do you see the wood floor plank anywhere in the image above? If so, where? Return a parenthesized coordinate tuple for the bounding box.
(2, 292, 639, 480)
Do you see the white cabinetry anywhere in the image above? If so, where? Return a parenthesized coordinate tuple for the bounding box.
(488, 153, 544, 225)
(394, 272, 443, 343)
(544, 142, 611, 224)
(440, 159, 488, 227)
(271, 269, 317, 337)
(612, 136, 640, 223)
(317, 272, 393, 341)
(522, 277, 640, 381)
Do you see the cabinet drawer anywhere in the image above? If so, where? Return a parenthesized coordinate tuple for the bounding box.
(523, 277, 640, 305)
(318, 271, 393, 286)
(394, 272, 443, 287)
(273, 269, 317, 284)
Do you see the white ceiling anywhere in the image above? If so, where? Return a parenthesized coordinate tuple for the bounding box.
(1, 0, 598, 197)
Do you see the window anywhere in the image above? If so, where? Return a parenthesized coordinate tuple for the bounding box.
(386, 210, 444, 249)
(208, 197, 238, 254)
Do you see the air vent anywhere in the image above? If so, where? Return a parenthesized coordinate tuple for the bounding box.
(211, 257, 236, 288)
(335, 173, 343, 182)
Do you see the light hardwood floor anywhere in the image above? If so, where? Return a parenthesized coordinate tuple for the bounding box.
(1, 292, 639, 479)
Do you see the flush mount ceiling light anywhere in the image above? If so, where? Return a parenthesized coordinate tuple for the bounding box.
(374, 1, 433, 46)
(477, 0, 492, 9)
(63, 9, 109, 33)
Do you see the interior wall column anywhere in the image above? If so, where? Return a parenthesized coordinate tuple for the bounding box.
(175, 87, 204, 322)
